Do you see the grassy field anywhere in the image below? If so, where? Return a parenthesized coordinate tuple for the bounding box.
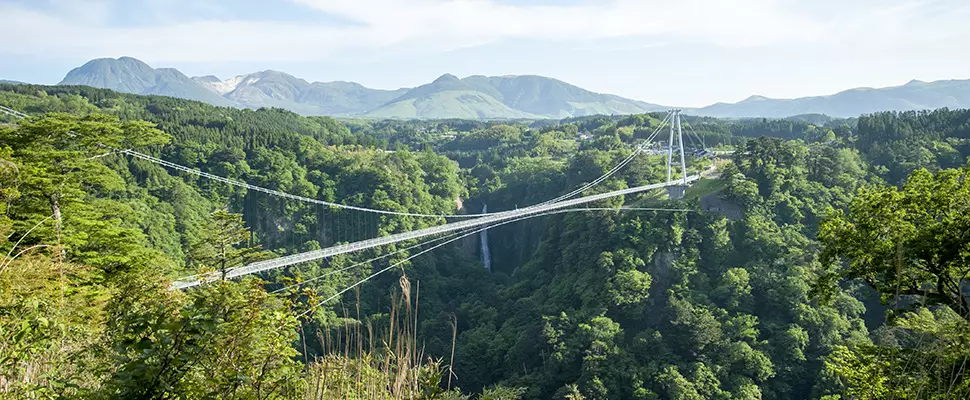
(683, 178, 728, 201)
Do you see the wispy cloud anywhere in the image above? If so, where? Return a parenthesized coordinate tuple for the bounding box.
(0, 0, 966, 65)
(0, 0, 823, 62)
(290, 0, 824, 46)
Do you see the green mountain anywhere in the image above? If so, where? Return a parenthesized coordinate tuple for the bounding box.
(694, 79, 970, 118)
(59, 57, 236, 107)
(365, 74, 536, 119)
(369, 73, 665, 119)
(366, 90, 540, 119)
(463, 74, 667, 117)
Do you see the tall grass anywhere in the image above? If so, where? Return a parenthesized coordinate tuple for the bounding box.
(303, 274, 463, 400)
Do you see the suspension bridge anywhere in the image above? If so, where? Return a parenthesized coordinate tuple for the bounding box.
(2, 105, 713, 306)
(164, 109, 708, 288)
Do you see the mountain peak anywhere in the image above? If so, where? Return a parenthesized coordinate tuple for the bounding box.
(60, 56, 157, 94)
(254, 69, 291, 77)
(79, 56, 148, 68)
(433, 74, 460, 83)
(105, 56, 155, 71)
(59, 57, 235, 107)
(116, 56, 146, 63)
(741, 95, 771, 102)
(194, 75, 222, 83)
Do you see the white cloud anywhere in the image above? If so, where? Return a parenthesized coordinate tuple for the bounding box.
(0, 0, 825, 63)
(291, 0, 824, 46)
(830, 0, 970, 47)
(0, 0, 966, 65)
(39, 0, 113, 24)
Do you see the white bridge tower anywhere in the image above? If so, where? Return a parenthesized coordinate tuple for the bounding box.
(666, 109, 689, 200)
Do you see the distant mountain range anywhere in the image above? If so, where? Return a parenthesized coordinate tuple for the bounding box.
(51, 56, 970, 119)
(691, 79, 970, 118)
(57, 57, 664, 119)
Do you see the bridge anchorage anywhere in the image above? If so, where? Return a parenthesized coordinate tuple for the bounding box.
(665, 109, 690, 200)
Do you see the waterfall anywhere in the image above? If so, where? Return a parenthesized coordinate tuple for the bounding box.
(480, 203, 492, 272)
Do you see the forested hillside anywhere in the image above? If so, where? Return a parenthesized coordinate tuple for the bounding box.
(1, 83, 969, 399)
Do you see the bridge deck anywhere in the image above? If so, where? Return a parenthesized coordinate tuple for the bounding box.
(172, 175, 700, 289)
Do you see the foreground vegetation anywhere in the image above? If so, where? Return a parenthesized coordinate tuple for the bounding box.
(1, 83, 969, 399)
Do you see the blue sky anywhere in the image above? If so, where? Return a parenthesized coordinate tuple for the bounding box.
(1, 0, 968, 107)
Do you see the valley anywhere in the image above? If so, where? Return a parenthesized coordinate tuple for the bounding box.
(2, 82, 969, 398)
(4, 0, 970, 396)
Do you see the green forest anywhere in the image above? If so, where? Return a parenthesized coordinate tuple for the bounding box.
(1, 83, 970, 399)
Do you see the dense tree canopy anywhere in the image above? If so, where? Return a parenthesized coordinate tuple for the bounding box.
(818, 164, 970, 320)
(1, 83, 969, 399)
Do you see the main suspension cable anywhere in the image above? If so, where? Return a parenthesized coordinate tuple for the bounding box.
(539, 111, 672, 206)
(119, 148, 486, 219)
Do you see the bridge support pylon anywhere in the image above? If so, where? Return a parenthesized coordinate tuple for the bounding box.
(666, 109, 690, 200)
